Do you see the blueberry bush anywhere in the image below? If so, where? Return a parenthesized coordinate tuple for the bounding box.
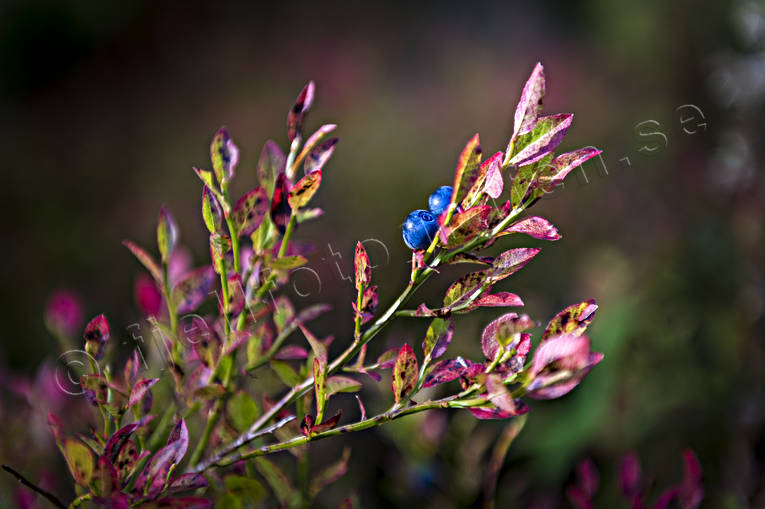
(5, 63, 607, 507)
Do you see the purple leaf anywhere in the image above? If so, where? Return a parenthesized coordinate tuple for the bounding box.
(423, 359, 466, 388)
(274, 345, 309, 360)
(511, 62, 545, 142)
(481, 313, 535, 361)
(487, 248, 541, 283)
(123, 240, 162, 282)
(576, 458, 599, 499)
(232, 187, 269, 237)
(681, 449, 703, 509)
(542, 299, 598, 341)
(304, 138, 338, 175)
(294, 124, 337, 174)
(503, 216, 561, 241)
(171, 266, 215, 314)
(92, 456, 119, 497)
(483, 151, 504, 199)
(468, 400, 529, 420)
(355, 395, 366, 420)
(536, 147, 602, 193)
(128, 378, 159, 410)
(288, 81, 315, 142)
(392, 344, 418, 404)
(168, 473, 209, 493)
(462, 151, 501, 208)
(508, 113, 573, 167)
(257, 140, 286, 196)
(103, 416, 152, 463)
(422, 317, 454, 361)
(527, 334, 603, 399)
(474, 292, 524, 308)
(620, 452, 643, 500)
(296, 303, 332, 323)
(376, 348, 399, 369)
(166, 418, 189, 464)
(352, 285, 378, 325)
(83, 314, 110, 361)
(485, 374, 518, 413)
(210, 126, 239, 185)
(439, 205, 491, 248)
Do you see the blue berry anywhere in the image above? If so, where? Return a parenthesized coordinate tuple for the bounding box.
(402, 210, 439, 250)
(428, 185, 453, 216)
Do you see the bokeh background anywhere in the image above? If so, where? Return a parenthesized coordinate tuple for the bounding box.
(1, 0, 764, 507)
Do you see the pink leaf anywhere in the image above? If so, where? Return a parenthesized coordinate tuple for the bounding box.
(504, 216, 561, 241)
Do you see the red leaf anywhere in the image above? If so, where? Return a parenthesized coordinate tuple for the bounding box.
(504, 216, 561, 241)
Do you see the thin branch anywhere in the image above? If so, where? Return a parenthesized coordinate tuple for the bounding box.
(2, 465, 66, 509)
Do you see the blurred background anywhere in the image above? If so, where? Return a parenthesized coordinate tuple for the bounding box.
(1, 0, 764, 507)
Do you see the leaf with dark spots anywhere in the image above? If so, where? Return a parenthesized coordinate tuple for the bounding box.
(166, 418, 189, 465)
(422, 317, 454, 361)
(123, 349, 141, 388)
(439, 205, 491, 248)
(210, 127, 239, 185)
(221, 273, 245, 316)
(487, 248, 541, 283)
(80, 374, 109, 406)
(503, 216, 561, 241)
(482, 151, 505, 199)
(461, 150, 500, 208)
(392, 344, 418, 404)
(443, 270, 488, 309)
(301, 414, 315, 437)
(83, 314, 110, 360)
(270, 173, 292, 235)
(451, 134, 483, 208)
(232, 187, 269, 237)
(274, 345, 308, 360)
(61, 438, 94, 486)
(288, 170, 322, 210)
(167, 473, 209, 493)
(352, 285, 378, 325)
(423, 359, 468, 388)
(103, 416, 152, 463)
(474, 292, 524, 308)
(542, 299, 598, 341)
(449, 252, 495, 266)
(288, 81, 315, 142)
(257, 140, 286, 197)
(304, 138, 338, 175)
(91, 456, 119, 497)
(123, 240, 162, 282)
(508, 113, 573, 167)
(116, 440, 140, 481)
(209, 233, 231, 275)
(468, 400, 529, 420)
(510, 62, 546, 144)
(171, 266, 215, 314)
(354, 242, 371, 291)
(128, 378, 159, 410)
(535, 147, 602, 193)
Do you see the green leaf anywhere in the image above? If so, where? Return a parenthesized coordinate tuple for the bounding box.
(257, 140, 286, 197)
(270, 360, 302, 387)
(254, 457, 294, 507)
(171, 266, 216, 314)
(299, 324, 327, 367)
(303, 138, 338, 175)
(62, 438, 94, 486)
(507, 113, 572, 167)
(123, 240, 162, 282)
(439, 205, 490, 248)
(443, 270, 487, 309)
(157, 205, 178, 264)
(193, 384, 226, 400)
(422, 317, 454, 361)
(269, 255, 307, 270)
(224, 475, 266, 503)
(273, 296, 295, 334)
(313, 358, 327, 418)
(226, 391, 259, 433)
(392, 344, 418, 404)
(288, 169, 322, 210)
(201, 186, 224, 235)
(231, 187, 269, 237)
(215, 492, 242, 509)
(210, 127, 239, 185)
(209, 233, 231, 275)
(251, 214, 277, 251)
(451, 134, 483, 208)
(354, 241, 371, 291)
(535, 147, 603, 193)
(325, 375, 362, 396)
(510, 153, 552, 208)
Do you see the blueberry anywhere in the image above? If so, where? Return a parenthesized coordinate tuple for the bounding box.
(402, 210, 439, 250)
(428, 185, 453, 216)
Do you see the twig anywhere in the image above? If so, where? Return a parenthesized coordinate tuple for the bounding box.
(2, 465, 66, 509)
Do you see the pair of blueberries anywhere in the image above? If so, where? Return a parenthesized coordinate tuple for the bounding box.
(402, 186, 453, 250)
